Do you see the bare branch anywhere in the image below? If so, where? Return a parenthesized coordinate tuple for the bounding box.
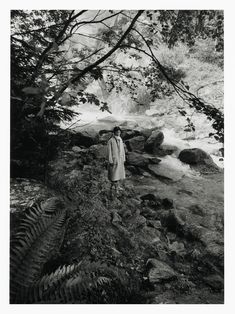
(69, 10, 124, 35)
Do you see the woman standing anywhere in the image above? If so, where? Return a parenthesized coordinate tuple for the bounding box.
(107, 126, 126, 197)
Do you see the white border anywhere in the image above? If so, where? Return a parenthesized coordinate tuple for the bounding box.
(1, 1, 234, 313)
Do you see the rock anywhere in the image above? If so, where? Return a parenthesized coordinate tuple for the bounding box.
(188, 204, 204, 216)
(147, 220, 162, 229)
(98, 131, 112, 144)
(142, 171, 152, 177)
(126, 165, 142, 175)
(148, 164, 184, 182)
(144, 131, 164, 154)
(160, 209, 185, 235)
(178, 148, 220, 174)
(128, 214, 147, 229)
(126, 152, 150, 167)
(88, 144, 107, 159)
(147, 259, 178, 283)
(122, 130, 141, 141)
(120, 209, 132, 219)
(162, 198, 174, 209)
(154, 144, 178, 157)
(140, 194, 158, 202)
(168, 241, 186, 256)
(179, 148, 209, 164)
(148, 157, 162, 164)
(203, 274, 224, 290)
(219, 147, 224, 157)
(135, 215, 147, 228)
(69, 130, 97, 148)
(112, 212, 122, 224)
(125, 136, 145, 152)
(150, 236, 161, 244)
(72, 146, 83, 153)
(137, 128, 152, 139)
(141, 207, 158, 219)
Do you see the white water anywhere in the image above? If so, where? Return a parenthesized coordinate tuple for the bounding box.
(60, 103, 223, 170)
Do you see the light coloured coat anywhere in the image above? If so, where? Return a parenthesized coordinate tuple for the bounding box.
(107, 136, 126, 181)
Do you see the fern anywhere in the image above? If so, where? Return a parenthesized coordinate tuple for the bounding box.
(15, 261, 141, 304)
(10, 197, 67, 303)
(10, 197, 143, 304)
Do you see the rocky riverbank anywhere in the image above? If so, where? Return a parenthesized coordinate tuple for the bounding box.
(10, 120, 224, 304)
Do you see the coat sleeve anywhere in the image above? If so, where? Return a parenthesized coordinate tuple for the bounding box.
(107, 140, 113, 164)
(122, 141, 126, 162)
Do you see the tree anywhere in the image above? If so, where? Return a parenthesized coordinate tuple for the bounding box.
(10, 10, 224, 179)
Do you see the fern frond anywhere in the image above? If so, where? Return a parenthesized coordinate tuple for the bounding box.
(10, 197, 67, 303)
(17, 261, 132, 304)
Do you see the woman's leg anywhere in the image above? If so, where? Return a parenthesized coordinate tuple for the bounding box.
(110, 180, 117, 198)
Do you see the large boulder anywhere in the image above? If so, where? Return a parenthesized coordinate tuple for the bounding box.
(126, 152, 150, 167)
(178, 148, 221, 173)
(148, 163, 184, 182)
(179, 148, 210, 164)
(69, 130, 97, 148)
(122, 129, 142, 141)
(125, 136, 145, 152)
(144, 131, 164, 154)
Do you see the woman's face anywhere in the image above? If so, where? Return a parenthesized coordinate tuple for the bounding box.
(114, 130, 121, 137)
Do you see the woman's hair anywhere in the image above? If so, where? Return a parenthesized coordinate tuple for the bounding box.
(113, 126, 121, 133)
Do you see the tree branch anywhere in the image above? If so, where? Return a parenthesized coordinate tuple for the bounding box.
(69, 10, 124, 36)
(36, 10, 143, 118)
(52, 11, 143, 100)
(31, 10, 87, 81)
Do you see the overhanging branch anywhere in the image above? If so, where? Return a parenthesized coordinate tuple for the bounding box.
(40, 10, 144, 116)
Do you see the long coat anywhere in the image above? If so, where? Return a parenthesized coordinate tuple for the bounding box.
(107, 136, 126, 181)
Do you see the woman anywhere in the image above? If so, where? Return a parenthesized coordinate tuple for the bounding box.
(107, 126, 126, 197)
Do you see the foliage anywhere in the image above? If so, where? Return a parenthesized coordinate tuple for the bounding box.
(10, 193, 143, 304)
(17, 261, 141, 304)
(11, 9, 224, 178)
(10, 197, 67, 303)
(156, 10, 224, 51)
(190, 38, 223, 68)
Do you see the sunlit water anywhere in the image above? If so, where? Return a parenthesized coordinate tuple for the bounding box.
(60, 104, 223, 169)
